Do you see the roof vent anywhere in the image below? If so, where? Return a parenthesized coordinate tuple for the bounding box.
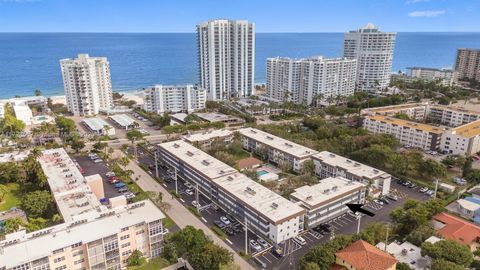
(271, 202, 279, 209)
(245, 187, 256, 195)
(186, 151, 194, 157)
(202, 160, 210, 166)
(173, 143, 180, 148)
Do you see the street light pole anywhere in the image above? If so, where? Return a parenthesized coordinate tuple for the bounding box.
(244, 215, 248, 255)
(154, 150, 159, 178)
(356, 214, 362, 234)
(174, 167, 178, 194)
(434, 178, 439, 199)
(195, 183, 199, 212)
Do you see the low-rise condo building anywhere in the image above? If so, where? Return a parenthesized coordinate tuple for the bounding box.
(182, 129, 234, 149)
(109, 114, 137, 130)
(361, 102, 428, 122)
(427, 104, 480, 127)
(237, 128, 318, 173)
(441, 119, 480, 156)
(143, 84, 206, 114)
(312, 151, 391, 196)
(157, 140, 305, 244)
(82, 117, 116, 136)
(290, 177, 366, 228)
(0, 200, 165, 270)
(363, 114, 444, 151)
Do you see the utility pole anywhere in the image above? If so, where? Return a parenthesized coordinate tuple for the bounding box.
(384, 225, 390, 252)
(174, 167, 178, 194)
(154, 150, 159, 178)
(434, 178, 439, 199)
(356, 214, 362, 234)
(245, 215, 248, 255)
(195, 183, 199, 212)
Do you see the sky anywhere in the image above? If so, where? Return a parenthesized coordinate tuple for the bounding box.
(0, 0, 478, 32)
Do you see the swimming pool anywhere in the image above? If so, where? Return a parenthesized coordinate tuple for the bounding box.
(257, 170, 269, 176)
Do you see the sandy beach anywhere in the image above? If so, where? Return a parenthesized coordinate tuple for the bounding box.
(49, 91, 144, 106)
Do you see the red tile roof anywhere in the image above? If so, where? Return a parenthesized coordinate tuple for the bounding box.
(433, 212, 480, 246)
(335, 240, 397, 270)
(237, 157, 262, 170)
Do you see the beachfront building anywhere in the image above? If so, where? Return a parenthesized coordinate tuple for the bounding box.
(343, 23, 396, 92)
(266, 56, 357, 106)
(290, 177, 366, 228)
(237, 128, 319, 173)
(182, 129, 234, 149)
(157, 140, 305, 244)
(82, 117, 116, 136)
(143, 84, 206, 114)
(312, 151, 391, 196)
(0, 200, 165, 270)
(60, 54, 114, 116)
(197, 19, 255, 100)
(455, 48, 480, 82)
(363, 115, 444, 151)
(441, 120, 480, 156)
(407, 67, 456, 86)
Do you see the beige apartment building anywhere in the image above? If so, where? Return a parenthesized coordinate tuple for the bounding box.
(441, 119, 480, 156)
(182, 129, 234, 149)
(455, 48, 480, 82)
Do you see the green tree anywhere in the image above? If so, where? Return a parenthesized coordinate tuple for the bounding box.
(21, 190, 53, 218)
(219, 262, 241, 270)
(127, 250, 146, 267)
(419, 159, 447, 181)
(302, 262, 321, 270)
(188, 242, 233, 270)
(34, 89, 41, 96)
(421, 240, 473, 267)
(396, 262, 413, 270)
(126, 129, 145, 158)
(55, 116, 76, 133)
(4, 217, 24, 233)
(25, 217, 48, 232)
(431, 259, 465, 270)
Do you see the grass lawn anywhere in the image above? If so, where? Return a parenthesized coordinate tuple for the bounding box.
(233, 150, 250, 160)
(163, 215, 176, 229)
(128, 257, 171, 270)
(0, 183, 21, 211)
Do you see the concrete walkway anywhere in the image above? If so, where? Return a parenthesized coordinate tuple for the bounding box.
(113, 150, 255, 270)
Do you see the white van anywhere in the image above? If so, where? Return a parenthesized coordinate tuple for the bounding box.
(294, 236, 307, 246)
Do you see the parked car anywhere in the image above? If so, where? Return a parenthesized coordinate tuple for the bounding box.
(185, 189, 194, 196)
(124, 192, 135, 199)
(184, 182, 193, 189)
(191, 200, 200, 208)
(419, 187, 428, 193)
(403, 181, 411, 186)
(220, 216, 231, 225)
(109, 178, 120, 184)
(373, 199, 384, 205)
(148, 164, 155, 171)
(114, 182, 126, 188)
(408, 182, 417, 188)
(257, 238, 269, 248)
(379, 197, 390, 205)
(214, 220, 226, 229)
(249, 240, 261, 252)
(106, 172, 115, 177)
(93, 159, 103, 163)
(117, 187, 129, 193)
(272, 247, 284, 257)
(294, 236, 307, 246)
(426, 190, 434, 196)
(386, 194, 398, 201)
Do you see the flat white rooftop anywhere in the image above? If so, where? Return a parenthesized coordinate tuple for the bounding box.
(38, 148, 104, 221)
(214, 172, 305, 224)
(82, 117, 112, 131)
(238, 127, 319, 159)
(195, 112, 243, 122)
(290, 177, 366, 209)
(0, 200, 164, 269)
(313, 151, 390, 180)
(158, 140, 237, 180)
(182, 129, 233, 142)
(109, 114, 135, 128)
(13, 104, 33, 125)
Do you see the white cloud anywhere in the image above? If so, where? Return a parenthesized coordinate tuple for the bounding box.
(409, 10, 446, 17)
(406, 0, 430, 4)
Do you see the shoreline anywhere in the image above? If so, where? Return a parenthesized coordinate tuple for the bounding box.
(48, 90, 144, 105)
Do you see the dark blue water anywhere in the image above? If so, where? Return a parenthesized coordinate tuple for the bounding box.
(0, 32, 479, 98)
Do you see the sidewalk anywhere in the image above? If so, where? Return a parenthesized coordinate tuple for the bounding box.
(114, 150, 255, 270)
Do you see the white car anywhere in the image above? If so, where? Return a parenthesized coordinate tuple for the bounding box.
(185, 189, 194, 196)
(373, 199, 384, 205)
(220, 216, 231, 225)
(184, 182, 193, 189)
(106, 172, 115, 177)
(257, 238, 269, 248)
(161, 228, 169, 235)
(93, 159, 103, 163)
(191, 200, 201, 208)
(249, 240, 261, 252)
(294, 236, 307, 246)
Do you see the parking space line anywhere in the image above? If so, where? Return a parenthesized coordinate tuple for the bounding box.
(162, 184, 167, 188)
(201, 217, 207, 223)
(262, 255, 272, 263)
(225, 239, 233, 245)
(179, 198, 185, 203)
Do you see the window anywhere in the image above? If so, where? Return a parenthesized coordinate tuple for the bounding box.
(120, 235, 130, 241)
(121, 243, 131, 248)
(53, 257, 65, 263)
(71, 242, 82, 249)
(73, 250, 83, 256)
(120, 227, 129, 232)
(54, 266, 66, 270)
(74, 259, 84, 265)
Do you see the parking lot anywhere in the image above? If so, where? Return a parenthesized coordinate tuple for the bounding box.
(73, 155, 120, 199)
(135, 144, 434, 270)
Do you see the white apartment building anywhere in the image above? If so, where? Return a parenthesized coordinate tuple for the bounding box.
(266, 56, 357, 106)
(441, 120, 480, 156)
(60, 54, 114, 116)
(363, 114, 444, 151)
(157, 140, 305, 244)
(427, 105, 480, 127)
(237, 128, 319, 173)
(182, 129, 234, 149)
(290, 177, 366, 228)
(361, 103, 429, 122)
(407, 67, 455, 86)
(143, 85, 206, 114)
(197, 19, 255, 100)
(312, 151, 391, 196)
(455, 48, 480, 82)
(0, 200, 165, 270)
(343, 23, 396, 92)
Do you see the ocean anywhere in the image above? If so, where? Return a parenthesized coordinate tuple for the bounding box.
(0, 32, 479, 99)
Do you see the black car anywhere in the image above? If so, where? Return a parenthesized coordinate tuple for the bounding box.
(379, 197, 390, 204)
(214, 220, 226, 229)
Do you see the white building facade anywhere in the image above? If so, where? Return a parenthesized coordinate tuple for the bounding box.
(60, 54, 114, 116)
(407, 67, 455, 86)
(343, 23, 396, 92)
(266, 56, 357, 106)
(143, 85, 206, 114)
(197, 19, 255, 100)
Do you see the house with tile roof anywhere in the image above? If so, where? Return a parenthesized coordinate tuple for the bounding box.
(432, 212, 480, 251)
(334, 240, 397, 270)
